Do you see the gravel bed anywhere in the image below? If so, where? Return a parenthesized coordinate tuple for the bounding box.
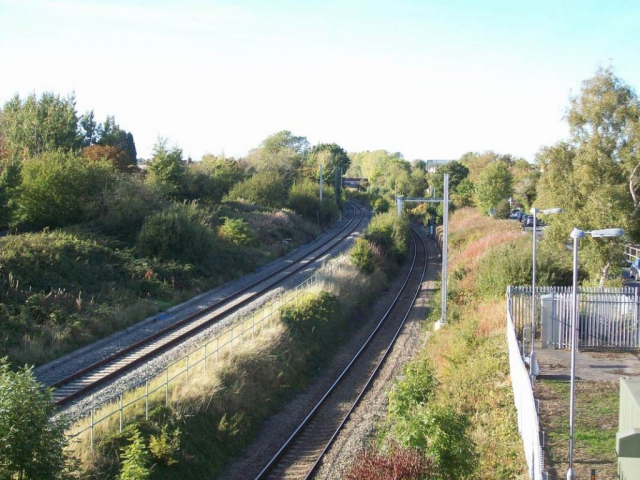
(49, 206, 370, 420)
(217, 227, 439, 480)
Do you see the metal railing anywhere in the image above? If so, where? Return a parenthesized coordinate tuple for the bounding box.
(65, 256, 350, 451)
(509, 285, 640, 350)
(506, 287, 546, 480)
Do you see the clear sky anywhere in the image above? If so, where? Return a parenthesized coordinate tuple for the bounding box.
(1, 0, 639, 161)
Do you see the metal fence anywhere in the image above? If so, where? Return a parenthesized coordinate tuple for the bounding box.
(506, 293, 545, 480)
(66, 255, 350, 451)
(509, 285, 640, 350)
(624, 244, 640, 263)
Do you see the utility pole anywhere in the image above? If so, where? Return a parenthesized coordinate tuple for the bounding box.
(436, 174, 449, 330)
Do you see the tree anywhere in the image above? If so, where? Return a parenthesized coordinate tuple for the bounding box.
(0, 92, 79, 160)
(304, 143, 351, 181)
(428, 161, 469, 197)
(98, 116, 137, 165)
(82, 144, 132, 172)
(146, 138, 185, 198)
(474, 161, 513, 215)
(537, 68, 639, 285)
(244, 130, 309, 182)
(0, 359, 68, 479)
(78, 110, 99, 147)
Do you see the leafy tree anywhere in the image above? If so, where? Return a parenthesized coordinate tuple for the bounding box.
(146, 138, 185, 198)
(98, 116, 137, 165)
(474, 161, 513, 215)
(244, 130, 308, 181)
(82, 144, 133, 172)
(13, 151, 117, 230)
(0, 359, 68, 480)
(304, 143, 350, 181)
(0, 92, 79, 160)
(227, 171, 289, 208)
(537, 68, 639, 285)
(428, 161, 469, 197)
(0, 155, 21, 229)
(78, 110, 100, 147)
(183, 154, 245, 203)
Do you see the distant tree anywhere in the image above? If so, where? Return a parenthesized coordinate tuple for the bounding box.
(0, 139, 21, 228)
(82, 144, 133, 172)
(0, 359, 68, 480)
(146, 138, 185, 198)
(244, 131, 309, 182)
(227, 171, 289, 208)
(428, 161, 469, 197)
(304, 143, 351, 181)
(78, 110, 100, 147)
(474, 161, 513, 215)
(0, 92, 79, 160)
(98, 116, 137, 165)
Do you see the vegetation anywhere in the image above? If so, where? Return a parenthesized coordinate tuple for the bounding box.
(0, 359, 69, 479)
(364, 211, 410, 262)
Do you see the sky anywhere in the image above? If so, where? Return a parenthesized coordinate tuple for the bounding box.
(1, 0, 639, 162)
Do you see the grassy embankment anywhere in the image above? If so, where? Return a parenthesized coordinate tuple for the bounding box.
(71, 211, 408, 479)
(348, 208, 576, 479)
(0, 202, 321, 367)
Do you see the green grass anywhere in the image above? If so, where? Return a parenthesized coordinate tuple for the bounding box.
(535, 379, 618, 479)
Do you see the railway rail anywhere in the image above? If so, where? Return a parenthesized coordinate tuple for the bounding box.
(50, 202, 365, 406)
(255, 226, 428, 480)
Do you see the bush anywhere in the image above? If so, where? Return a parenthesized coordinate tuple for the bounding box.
(285, 178, 340, 226)
(475, 237, 572, 299)
(350, 238, 379, 274)
(494, 199, 511, 219)
(219, 218, 259, 247)
(100, 175, 166, 241)
(280, 292, 343, 351)
(345, 445, 434, 480)
(13, 151, 117, 230)
(137, 202, 216, 262)
(227, 171, 289, 208)
(373, 196, 390, 213)
(365, 211, 410, 262)
(0, 359, 69, 480)
(118, 429, 150, 480)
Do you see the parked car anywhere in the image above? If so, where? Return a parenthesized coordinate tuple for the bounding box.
(630, 259, 640, 281)
(509, 209, 523, 220)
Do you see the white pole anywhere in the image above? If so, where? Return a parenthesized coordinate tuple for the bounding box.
(567, 228, 584, 480)
(531, 208, 538, 367)
(441, 174, 449, 325)
(319, 163, 323, 202)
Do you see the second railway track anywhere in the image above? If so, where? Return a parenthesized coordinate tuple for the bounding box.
(50, 202, 366, 407)
(255, 226, 428, 480)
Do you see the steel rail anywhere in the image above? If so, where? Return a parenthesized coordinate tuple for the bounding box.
(255, 226, 427, 480)
(52, 202, 364, 406)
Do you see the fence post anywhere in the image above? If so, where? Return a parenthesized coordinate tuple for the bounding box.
(165, 369, 169, 406)
(119, 394, 123, 433)
(636, 288, 639, 348)
(204, 343, 207, 374)
(186, 355, 189, 385)
(145, 379, 149, 420)
(90, 408, 94, 451)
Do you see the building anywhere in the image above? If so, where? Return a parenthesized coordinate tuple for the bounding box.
(424, 159, 454, 173)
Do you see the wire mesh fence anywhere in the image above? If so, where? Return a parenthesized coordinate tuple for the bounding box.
(65, 255, 350, 451)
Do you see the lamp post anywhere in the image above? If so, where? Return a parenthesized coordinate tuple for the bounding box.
(530, 207, 563, 375)
(566, 227, 624, 480)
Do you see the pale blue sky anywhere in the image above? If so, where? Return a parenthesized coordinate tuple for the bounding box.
(1, 0, 639, 161)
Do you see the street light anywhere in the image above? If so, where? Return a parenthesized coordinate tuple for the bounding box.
(566, 227, 624, 480)
(530, 207, 563, 375)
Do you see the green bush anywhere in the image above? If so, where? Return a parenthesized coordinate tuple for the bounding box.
(219, 218, 259, 247)
(137, 202, 216, 262)
(13, 151, 117, 230)
(388, 357, 438, 419)
(494, 199, 511, 219)
(118, 429, 150, 480)
(373, 196, 391, 213)
(475, 237, 572, 299)
(100, 175, 166, 241)
(227, 171, 289, 208)
(365, 211, 410, 262)
(280, 291, 343, 351)
(285, 178, 340, 226)
(350, 238, 378, 274)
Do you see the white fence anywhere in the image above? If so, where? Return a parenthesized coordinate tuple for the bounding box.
(510, 285, 640, 350)
(507, 288, 546, 480)
(66, 256, 349, 451)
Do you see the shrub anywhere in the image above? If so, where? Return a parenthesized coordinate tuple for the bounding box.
(149, 425, 180, 466)
(494, 198, 511, 219)
(475, 237, 572, 299)
(350, 238, 378, 274)
(364, 211, 410, 262)
(373, 196, 390, 213)
(388, 357, 437, 419)
(0, 359, 68, 480)
(100, 175, 166, 241)
(280, 291, 343, 351)
(345, 444, 434, 480)
(13, 151, 117, 230)
(137, 202, 216, 262)
(118, 429, 150, 480)
(219, 218, 259, 247)
(227, 171, 289, 208)
(287, 178, 340, 225)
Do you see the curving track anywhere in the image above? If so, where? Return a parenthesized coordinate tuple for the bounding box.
(255, 226, 428, 480)
(50, 202, 365, 407)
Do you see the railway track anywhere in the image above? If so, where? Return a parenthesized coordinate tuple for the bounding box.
(255, 226, 428, 480)
(50, 202, 365, 406)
